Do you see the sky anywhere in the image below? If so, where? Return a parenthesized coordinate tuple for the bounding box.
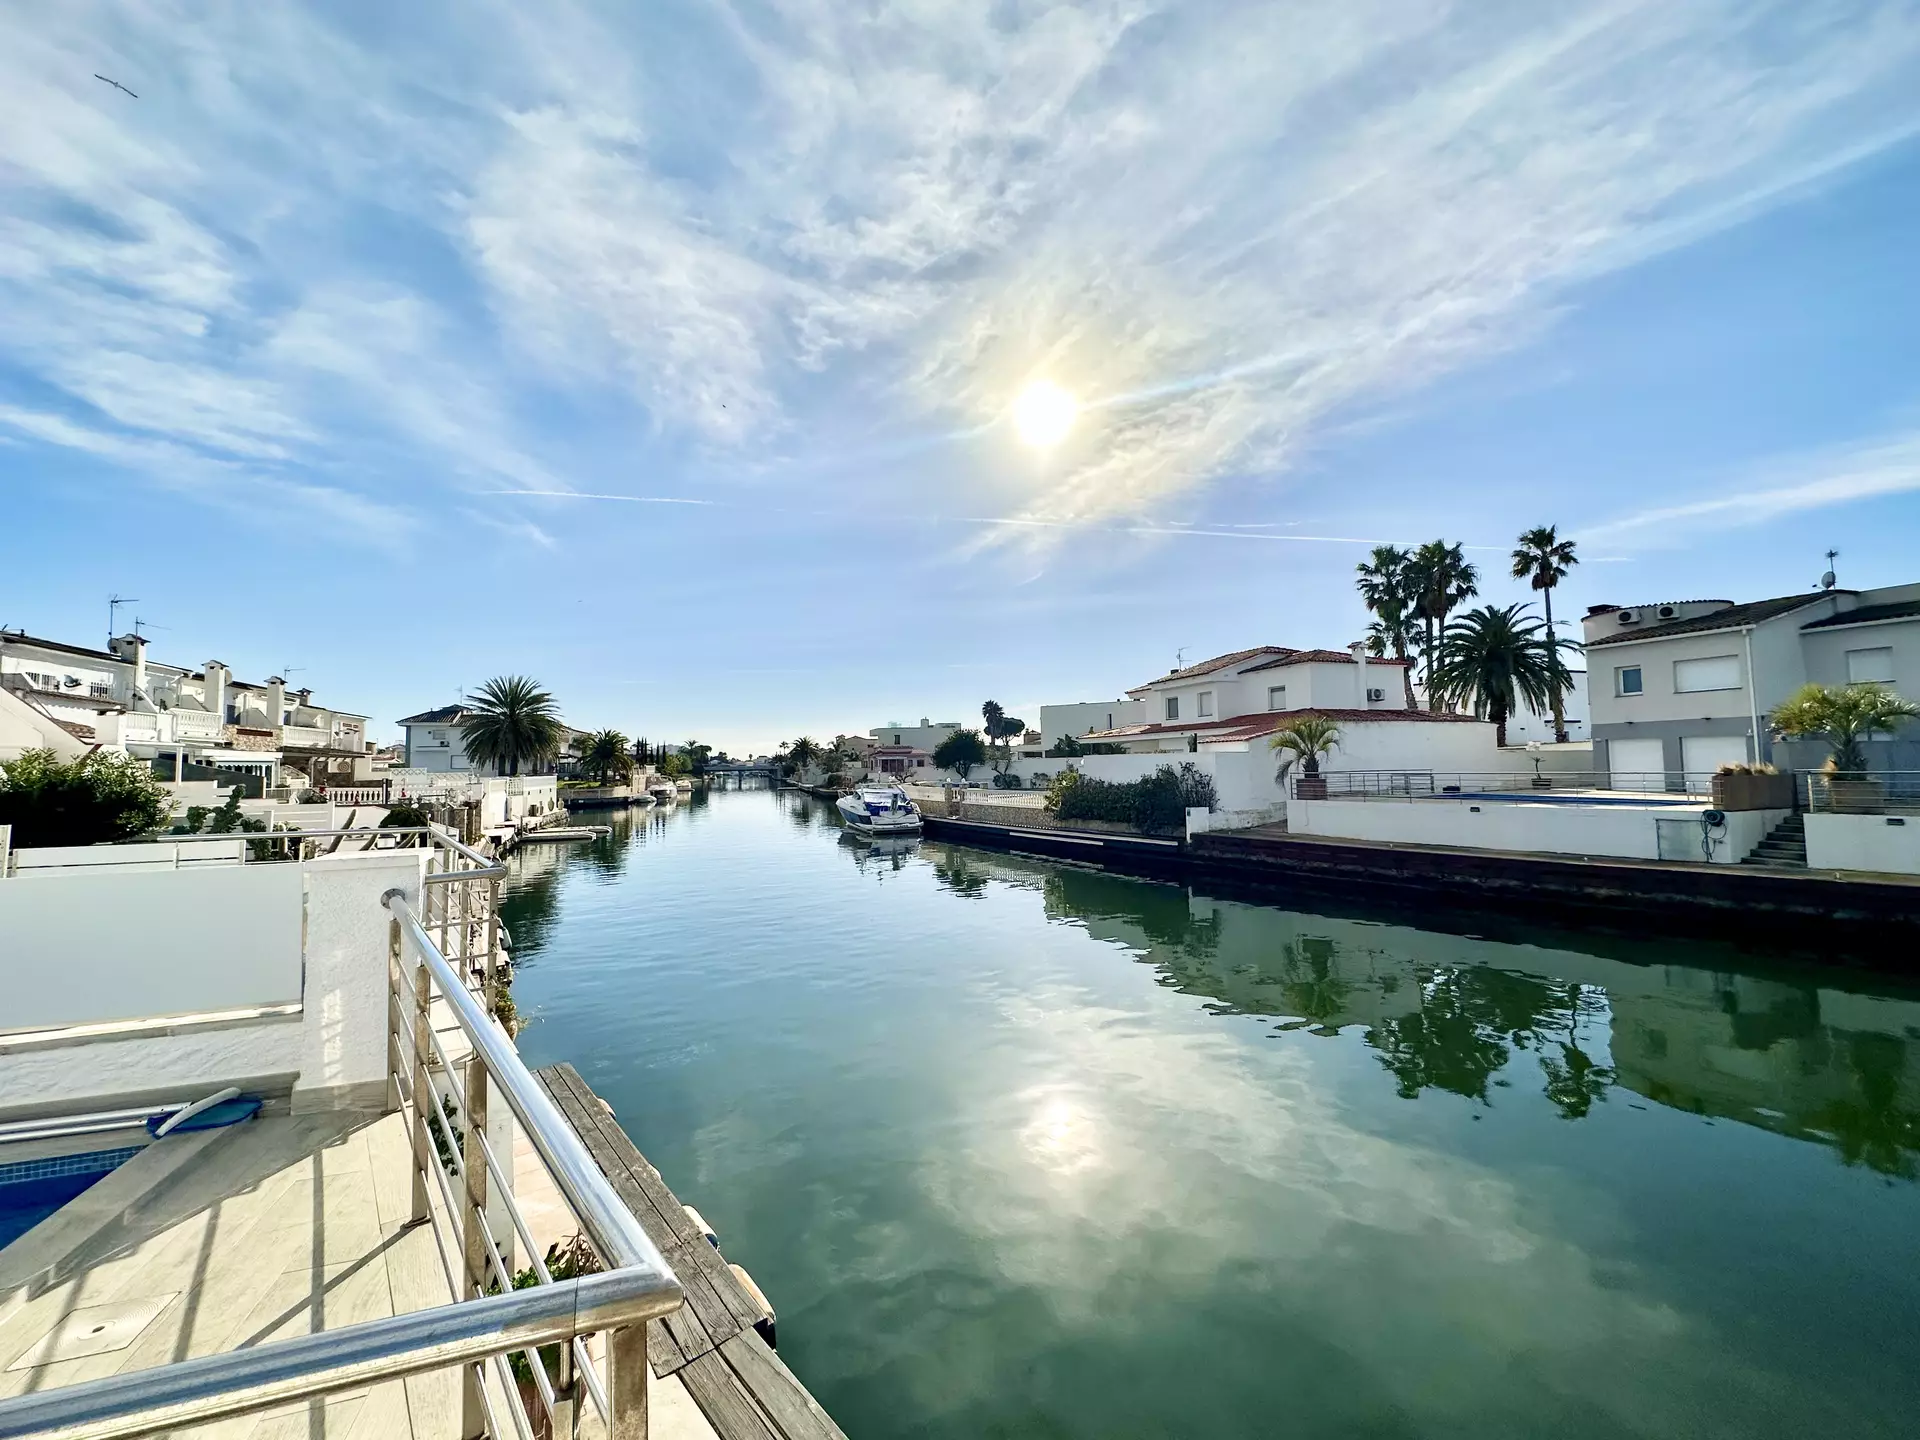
(3, 1, 1919, 755)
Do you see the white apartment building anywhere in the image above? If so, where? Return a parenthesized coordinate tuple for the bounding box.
(868, 718, 962, 753)
(0, 630, 372, 790)
(1036, 700, 1148, 749)
(1583, 582, 1920, 783)
(398, 705, 479, 772)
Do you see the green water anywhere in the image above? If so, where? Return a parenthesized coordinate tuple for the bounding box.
(503, 787, 1920, 1439)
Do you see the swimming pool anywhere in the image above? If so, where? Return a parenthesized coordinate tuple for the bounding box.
(0, 1146, 142, 1251)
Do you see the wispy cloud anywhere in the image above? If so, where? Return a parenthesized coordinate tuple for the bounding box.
(1586, 432, 1920, 542)
(2, 0, 1917, 544)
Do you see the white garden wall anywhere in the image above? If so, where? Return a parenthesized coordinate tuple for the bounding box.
(1804, 813, 1920, 876)
(1290, 798, 1783, 865)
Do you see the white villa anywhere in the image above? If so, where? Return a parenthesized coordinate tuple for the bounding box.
(0, 629, 372, 793)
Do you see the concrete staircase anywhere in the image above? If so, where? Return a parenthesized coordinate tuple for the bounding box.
(1740, 812, 1808, 870)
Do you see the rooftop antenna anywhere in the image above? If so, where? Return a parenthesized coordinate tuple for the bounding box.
(132, 616, 169, 637)
(1819, 549, 1839, 591)
(108, 594, 139, 646)
(1174, 647, 1188, 671)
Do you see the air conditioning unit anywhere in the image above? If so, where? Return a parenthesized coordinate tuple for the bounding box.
(1366, 688, 1386, 703)
(1616, 609, 1639, 624)
(1657, 605, 1676, 619)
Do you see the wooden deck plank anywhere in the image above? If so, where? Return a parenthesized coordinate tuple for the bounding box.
(716, 1333, 848, 1440)
(531, 1066, 847, 1440)
(678, 1352, 778, 1440)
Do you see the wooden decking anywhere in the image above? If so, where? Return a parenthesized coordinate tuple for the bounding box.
(535, 1065, 847, 1440)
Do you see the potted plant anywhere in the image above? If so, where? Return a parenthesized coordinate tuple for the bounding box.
(1710, 762, 1793, 811)
(1770, 683, 1920, 813)
(1270, 716, 1343, 800)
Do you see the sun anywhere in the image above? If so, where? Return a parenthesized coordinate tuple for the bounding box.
(1011, 379, 1078, 448)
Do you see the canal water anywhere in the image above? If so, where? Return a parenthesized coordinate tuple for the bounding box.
(503, 787, 1920, 1439)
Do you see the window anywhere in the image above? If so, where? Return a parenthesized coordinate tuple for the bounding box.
(1197, 690, 1214, 718)
(1616, 666, 1643, 696)
(1268, 686, 1287, 711)
(1673, 655, 1741, 693)
(1165, 696, 1180, 721)
(1847, 646, 1895, 684)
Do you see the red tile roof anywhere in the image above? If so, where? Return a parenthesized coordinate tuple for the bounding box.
(1241, 649, 1412, 671)
(1089, 707, 1485, 744)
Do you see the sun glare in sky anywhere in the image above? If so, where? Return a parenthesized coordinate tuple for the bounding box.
(1011, 379, 1078, 448)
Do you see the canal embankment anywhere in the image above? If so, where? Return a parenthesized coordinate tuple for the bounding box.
(919, 812, 1920, 950)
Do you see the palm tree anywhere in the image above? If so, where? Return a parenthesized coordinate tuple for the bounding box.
(1406, 540, 1479, 711)
(785, 736, 821, 776)
(1426, 604, 1570, 746)
(1355, 545, 1420, 709)
(579, 729, 632, 785)
(1771, 683, 1920, 778)
(1269, 715, 1344, 791)
(460, 676, 563, 776)
(1510, 526, 1580, 741)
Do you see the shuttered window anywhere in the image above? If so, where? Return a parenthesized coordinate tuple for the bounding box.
(1673, 655, 1741, 693)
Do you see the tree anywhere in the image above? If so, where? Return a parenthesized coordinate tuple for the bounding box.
(579, 730, 632, 785)
(680, 740, 713, 776)
(1355, 545, 1421, 709)
(1771, 683, 1920, 778)
(460, 676, 563, 776)
(1406, 540, 1479, 710)
(632, 737, 651, 766)
(933, 728, 987, 779)
(1268, 716, 1343, 786)
(1510, 526, 1580, 741)
(980, 701, 1026, 774)
(0, 748, 173, 847)
(1046, 733, 1085, 758)
(1426, 604, 1571, 747)
(783, 736, 821, 776)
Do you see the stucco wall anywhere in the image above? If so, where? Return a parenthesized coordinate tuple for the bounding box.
(1804, 813, 1920, 876)
(1289, 797, 1780, 865)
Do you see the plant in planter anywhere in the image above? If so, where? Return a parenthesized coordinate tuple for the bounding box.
(1710, 761, 1793, 811)
(1771, 682, 1919, 811)
(0, 748, 174, 847)
(1269, 717, 1343, 799)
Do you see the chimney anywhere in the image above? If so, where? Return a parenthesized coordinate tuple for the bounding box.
(204, 661, 229, 721)
(266, 676, 287, 729)
(110, 634, 149, 702)
(1350, 641, 1369, 706)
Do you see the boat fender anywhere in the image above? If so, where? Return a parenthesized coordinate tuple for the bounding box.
(729, 1263, 776, 1348)
(683, 1204, 718, 1245)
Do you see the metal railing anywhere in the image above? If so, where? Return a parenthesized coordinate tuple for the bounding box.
(1294, 769, 1713, 801)
(0, 841, 682, 1440)
(1804, 770, 1920, 815)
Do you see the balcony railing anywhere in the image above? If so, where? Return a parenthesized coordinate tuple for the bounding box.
(164, 708, 223, 739)
(279, 723, 333, 749)
(1293, 769, 1713, 801)
(1804, 770, 1920, 815)
(0, 828, 682, 1440)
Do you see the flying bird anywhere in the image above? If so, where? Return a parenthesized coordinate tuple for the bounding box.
(94, 74, 138, 98)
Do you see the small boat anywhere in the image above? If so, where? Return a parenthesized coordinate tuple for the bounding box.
(648, 782, 677, 803)
(519, 825, 612, 843)
(835, 784, 923, 836)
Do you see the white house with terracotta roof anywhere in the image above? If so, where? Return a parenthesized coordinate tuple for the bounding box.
(1086, 643, 1423, 753)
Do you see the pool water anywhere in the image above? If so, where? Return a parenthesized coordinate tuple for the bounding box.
(0, 1147, 141, 1251)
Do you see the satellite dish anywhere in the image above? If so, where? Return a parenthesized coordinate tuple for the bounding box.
(1819, 570, 1836, 591)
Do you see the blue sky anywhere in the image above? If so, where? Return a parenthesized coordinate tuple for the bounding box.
(4, 1, 1919, 755)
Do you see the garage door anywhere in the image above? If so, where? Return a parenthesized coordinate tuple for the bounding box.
(1681, 735, 1752, 794)
(1607, 738, 1666, 791)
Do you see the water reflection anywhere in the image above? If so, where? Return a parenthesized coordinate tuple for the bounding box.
(1004, 852, 1920, 1179)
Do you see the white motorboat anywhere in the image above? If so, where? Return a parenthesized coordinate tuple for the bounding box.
(836, 784, 923, 836)
(648, 782, 677, 803)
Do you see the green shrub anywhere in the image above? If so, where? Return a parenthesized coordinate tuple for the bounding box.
(0, 748, 174, 847)
(1048, 763, 1217, 835)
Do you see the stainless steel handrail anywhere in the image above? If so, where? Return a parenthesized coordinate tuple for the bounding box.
(384, 895, 662, 1273)
(0, 1270, 674, 1440)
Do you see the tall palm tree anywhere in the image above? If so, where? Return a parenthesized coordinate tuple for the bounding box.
(1426, 604, 1570, 747)
(460, 676, 563, 776)
(579, 729, 631, 785)
(980, 699, 1025, 773)
(785, 736, 821, 776)
(1268, 715, 1344, 786)
(1355, 545, 1420, 708)
(1510, 526, 1580, 741)
(1407, 540, 1479, 711)
(1771, 683, 1920, 778)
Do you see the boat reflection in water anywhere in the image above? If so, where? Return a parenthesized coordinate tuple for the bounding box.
(838, 828, 920, 872)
